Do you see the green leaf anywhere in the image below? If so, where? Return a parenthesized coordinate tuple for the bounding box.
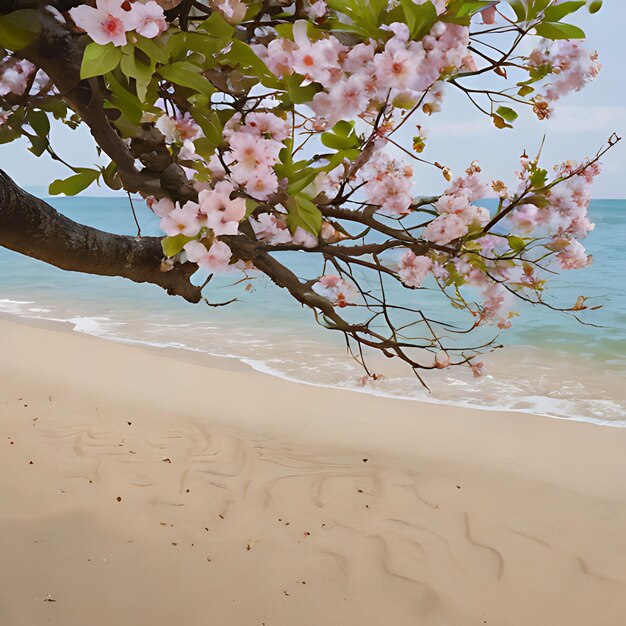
(507, 0, 527, 21)
(158, 62, 215, 97)
(81, 42, 122, 79)
(200, 11, 236, 39)
(443, 0, 493, 24)
(27, 134, 48, 157)
(524, 193, 549, 208)
(492, 113, 512, 129)
(507, 235, 526, 253)
(27, 109, 50, 138)
(286, 196, 322, 236)
(183, 31, 228, 64)
(496, 105, 518, 122)
(133, 34, 169, 64)
(0, 10, 40, 51)
(244, 199, 260, 219)
(588, 0, 602, 13)
(223, 40, 281, 88)
(162, 234, 194, 257)
(287, 168, 319, 195)
(401, 0, 438, 38)
(529, 168, 548, 188)
(120, 48, 155, 100)
(534, 21, 585, 39)
(528, 0, 550, 20)
(321, 121, 360, 150)
(105, 71, 143, 126)
(102, 161, 122, 191)
(49, 169, 101, 196)
(332, 120, 355, 136)
(283, 73, 322, 105)
(517, 85, 534, 96)
(543, 0, 586, 21)
(191, 108, 224, 148)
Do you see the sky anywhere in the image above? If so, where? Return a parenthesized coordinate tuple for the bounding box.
(0, 2, 624, 198)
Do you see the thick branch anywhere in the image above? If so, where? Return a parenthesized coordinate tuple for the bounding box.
(0, 170, 202, 303)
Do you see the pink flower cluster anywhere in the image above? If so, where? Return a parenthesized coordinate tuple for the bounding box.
(183, 239, 232, 273)
(312, 275, 355, 307)
(155, 113, 201, 144)
(510, 157, 599, 270)
(154, 180, 246, 239)
(0, 58, 36, 97)
(223, 112, 291, 200)
(446, 253, 513, 329)
(69, 0, 167, 47)
(555, 238, 592, 270)
(360, 151, 414, 215)
(255, 16, 472, 125)
(249, 212, 321, 249)
(211, 0, 247, 24)
(398, 251, 432, 288)
(423, 164, 490, 245)
(528, 39, 600, 103)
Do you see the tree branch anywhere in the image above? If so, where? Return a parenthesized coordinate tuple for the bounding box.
(0, 170, 202, 303)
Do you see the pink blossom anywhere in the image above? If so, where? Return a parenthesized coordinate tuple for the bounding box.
(312, 274, 355, 307)
(70, 0, 137, 47)
(374, 45, 421, 92)
(343, 42, 376, 74)
(306, 0, 327, 20)
(432, 261, 449, 281)
(291, 227, 318, 249)
(398, 251, 432, 288)
(324, 74, 370, 121)
(290, 21, 343, 84)
(479, 282, 511, 328)
(198, 181, 246, 236)
(228, 132, 282, 178)
(528, 40, 600, 103)
(509, 203, 543, 232)
(435, 194, 489, 227)
(159, 201, 201, 237)
(183, 240, 232, 273)
(0, 59, 36, 97)
(361, 152, 414, 216)
(155, 115, 178, 142)
(243, 112, 291, 141)
(213, 0, 247, 24)
(247, 172, 279, 200)
(446, 162, 490, 201)
(250, 213, 292, 244)
(132, 1, 167, 38)
(556, 239, 592, 270)
(423, 213, 468, 245)
(254, 39, 295, 77)
(148, 196, 175, 217)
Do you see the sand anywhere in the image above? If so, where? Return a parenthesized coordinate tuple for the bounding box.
(1, 315, 625, 626)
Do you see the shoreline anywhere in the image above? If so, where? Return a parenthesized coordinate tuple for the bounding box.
(1, 308, 624, 429)
(2, 315, 626, 625)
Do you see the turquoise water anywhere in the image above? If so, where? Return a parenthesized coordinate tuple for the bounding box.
(1, 196, 624, 423)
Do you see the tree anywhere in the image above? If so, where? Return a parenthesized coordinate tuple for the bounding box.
(0, 0, 619, 384)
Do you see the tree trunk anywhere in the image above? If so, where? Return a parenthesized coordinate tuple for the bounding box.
(0, 170, 202, 302)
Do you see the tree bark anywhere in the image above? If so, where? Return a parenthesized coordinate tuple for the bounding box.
(0, 170, 202, 302)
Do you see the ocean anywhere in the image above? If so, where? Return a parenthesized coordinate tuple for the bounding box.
(1, 195, 624, 425)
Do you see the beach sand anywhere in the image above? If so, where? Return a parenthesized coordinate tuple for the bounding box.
(1, 315, 625, 625)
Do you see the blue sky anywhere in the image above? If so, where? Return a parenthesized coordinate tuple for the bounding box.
(1, 2, 624, 198)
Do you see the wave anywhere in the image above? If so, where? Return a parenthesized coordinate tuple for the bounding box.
(1, 297, 624, 428)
